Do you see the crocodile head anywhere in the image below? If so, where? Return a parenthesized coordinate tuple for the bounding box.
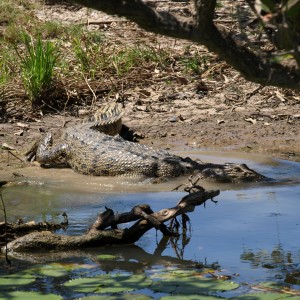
(181, 157, 267, 183)
(200, 163, 268, 183)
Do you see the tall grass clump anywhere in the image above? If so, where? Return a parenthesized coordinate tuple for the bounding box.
(111, 45, 168, 76)
(16, 33, 58, 106)
(70, 28, 105, 76)
(0, 47, 15, 93)
(0, 0, 20, 24)
(72, 36, 90, 72)
(40, 21, 64, 39)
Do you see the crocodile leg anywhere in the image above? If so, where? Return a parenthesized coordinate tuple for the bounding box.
(36, 132, 70, 165)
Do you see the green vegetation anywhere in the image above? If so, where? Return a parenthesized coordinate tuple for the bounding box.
(16, 33, 58, 105)
(0, 273, 35, 288)
(0, 0, 34, 25)
(72, 36, 91, 72)
(0, 54, 10, 87)
(78, 296, 152, 300)
(27, 261, 94, 277)
(64, 273, 152, 293)
(0, 0, 36, 43)
(182, 52, 208, 75)
(0, 0, 212, 113)
(97, 254, 118, 260)
(40, 21, 65, 39)
(150, 268, 239, 295)
(1, 262, 299, 299)
(111, 45, 168, 76)
(0, 291, 63, 300)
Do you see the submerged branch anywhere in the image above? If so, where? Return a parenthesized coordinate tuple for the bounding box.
(2, 188, 219, 252)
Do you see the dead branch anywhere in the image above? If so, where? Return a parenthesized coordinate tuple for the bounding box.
(0, 193, 11, 265)
(2, 188, 220, 252)
(0, 218, 68, 247)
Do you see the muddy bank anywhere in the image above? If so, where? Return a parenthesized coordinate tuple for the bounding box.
(0, 1, 299, 176)
(0, 99, 299, 180)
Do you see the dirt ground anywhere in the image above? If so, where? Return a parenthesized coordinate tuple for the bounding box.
(0, 1, 300, 177)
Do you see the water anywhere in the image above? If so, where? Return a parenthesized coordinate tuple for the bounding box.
(0, 151, 299, 298)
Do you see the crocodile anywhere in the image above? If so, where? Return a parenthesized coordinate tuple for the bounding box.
(34, 103, 267, 182)
(84, 101, 124, 136)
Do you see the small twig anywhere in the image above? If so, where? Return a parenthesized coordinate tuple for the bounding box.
(61, 78, 72, 115)
(61, 212, 69, 226)
(83, 73, 97, 106)
(82, 20, 130, 26)
(173, 175, 205, 194)
(7, 150, 25, 163)
(171, 184, 183, 191)
(0, 193, 11, 266)
(231, 85, 264, 110)
(40, 98, 62, 114)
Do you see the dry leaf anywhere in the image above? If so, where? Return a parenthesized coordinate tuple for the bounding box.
(1, 143, 16, 150)
(222, 74, 229, 83)
(245, 118, 257, 124)
(217, 119, 225, 124)
(14, 129, 24, 136)
(16, 122, 29, 128)
(139, 89, 151, 97)
(275, 90, 286, 102)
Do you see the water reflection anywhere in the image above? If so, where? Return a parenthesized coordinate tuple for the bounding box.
(0, 154, 299, 292)
(165, 214, 192, 260)
(1, 241, 217, 300)
(241, 244, 300, 286)
(1, 237, 212, 274)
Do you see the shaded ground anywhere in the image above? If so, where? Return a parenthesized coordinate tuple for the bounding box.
(0, 1, 299, 176)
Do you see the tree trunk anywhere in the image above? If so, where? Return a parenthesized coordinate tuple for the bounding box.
(73, 0, 300, 90)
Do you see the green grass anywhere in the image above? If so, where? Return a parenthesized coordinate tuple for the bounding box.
(111, 45, 168, 75)
(0, 0, 215, 112)
(15, 33, 58, 106)
(0, 0, 37, 46)
(182, 52, 208, 75)
(67, 26, 105, 76)
(39, 21, 65, 39)
(0, 45, 16, 89)
(72, 36, 91, 72)
(0, 56, 10, 87)
(69, 32, 168, 78)
(0, 0, 22, 24)
(0, 0, 36, 36)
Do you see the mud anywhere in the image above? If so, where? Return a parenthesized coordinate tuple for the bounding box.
(0, 1, 299, 179)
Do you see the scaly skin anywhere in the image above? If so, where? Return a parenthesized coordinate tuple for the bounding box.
(36, 124, 192, 177)
(36, 123, 267, 182)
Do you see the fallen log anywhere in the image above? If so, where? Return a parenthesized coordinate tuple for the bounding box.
(0, 215, 68, 247)
(2, 187, 220, 253)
